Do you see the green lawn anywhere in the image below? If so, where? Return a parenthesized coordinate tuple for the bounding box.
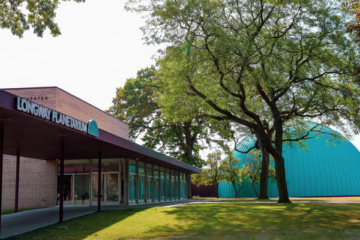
(12, 200, 360, 239)
(2, 208, 37, 215)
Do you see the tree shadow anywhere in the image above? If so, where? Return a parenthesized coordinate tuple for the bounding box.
(9, 202, 360, 239)
(144, 203, 360, 239)
(10, 207, 148, 240)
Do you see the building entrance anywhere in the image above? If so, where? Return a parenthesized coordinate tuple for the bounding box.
(57, 159, 124, 206)
(56, 173, 90, 206)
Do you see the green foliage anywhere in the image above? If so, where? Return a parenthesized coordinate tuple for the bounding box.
(126, 0, 360, 202)
(221, 153, 246, 198)
(108, 66, 231, 168)
(342, 0, 360, 40)
(242, 150, 276, 197)
(0, 0, 85, 38)
(243, 150, 276, 183)
(192, 150, 224, 197)
(192, 150, 223, 186)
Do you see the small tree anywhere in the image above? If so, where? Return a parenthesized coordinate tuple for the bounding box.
(243, 150, 276, 198)
(192, 150, 223, 198)
(221, 153, 246, 198)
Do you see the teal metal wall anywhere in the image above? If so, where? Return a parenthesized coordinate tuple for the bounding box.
(218, 126, 360, 198)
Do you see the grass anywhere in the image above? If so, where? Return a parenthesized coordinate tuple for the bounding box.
(1, 208, 37, 215)
(191, 196, 360, 203)
(12, 198, 360, 240)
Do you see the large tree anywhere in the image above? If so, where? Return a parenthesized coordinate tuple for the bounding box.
(0, 0, 85, 38)
(127, 0, 360, 203)
(108, 66, 232, 197)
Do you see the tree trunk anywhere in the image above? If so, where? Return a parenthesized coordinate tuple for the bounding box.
(271, 115, 291, 203)
(186, 174, 192, 198)
(213, 181, 219, 198)
(273, 153, 291, 203)
(252, 181, 259, 198)
(232, 182, 238, 198)
(259, 146, 269, 199)
(254, 131, 269, 199)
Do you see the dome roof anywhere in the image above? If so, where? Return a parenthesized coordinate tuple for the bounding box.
(219, 125, 360, 197)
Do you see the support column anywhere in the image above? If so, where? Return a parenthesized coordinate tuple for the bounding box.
(15, 152, 20, 212)
(59, 141, 64, 222)
(97, 151, 102, 212)
(0, 128, 4, 235)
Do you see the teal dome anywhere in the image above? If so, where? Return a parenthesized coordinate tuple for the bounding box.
(218, 126, 360, 198)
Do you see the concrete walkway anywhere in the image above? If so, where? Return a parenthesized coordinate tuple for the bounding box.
(1, 201, 194, 239)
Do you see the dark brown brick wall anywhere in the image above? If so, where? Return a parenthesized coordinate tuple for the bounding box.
(5, 87, 129, 139)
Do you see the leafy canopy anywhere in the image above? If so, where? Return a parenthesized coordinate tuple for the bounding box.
(1, 0, 85, 38)
(108, 66, 231, 168)
(343, 0, 360, 40)
(126, 0, 360, 203)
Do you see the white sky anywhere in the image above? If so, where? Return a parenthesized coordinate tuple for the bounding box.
(0, 0, 158, 110)
(1, 0, 360, 152)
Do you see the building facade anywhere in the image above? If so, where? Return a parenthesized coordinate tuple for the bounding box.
(0, 87, 198, 210)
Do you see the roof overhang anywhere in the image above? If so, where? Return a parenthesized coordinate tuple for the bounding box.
(0, 89, 201, 174)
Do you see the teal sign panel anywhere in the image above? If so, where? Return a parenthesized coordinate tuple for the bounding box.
(87, 120, 99, 137)
(218, 124, 360, 198)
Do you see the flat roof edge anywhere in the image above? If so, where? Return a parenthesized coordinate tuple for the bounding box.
(1, 86, 128, 126)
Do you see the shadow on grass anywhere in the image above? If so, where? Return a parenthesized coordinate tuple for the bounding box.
(11, 202, 360, 240)
(11, 207, 147, 240)
(145, 203, 360, 239)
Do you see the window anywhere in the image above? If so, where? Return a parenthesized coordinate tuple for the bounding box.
(160, 168, 165, 201)
(147, 164, 153, 202)
(138, 161, 145, 203)
(171, 170, 175, 200)
(175, 171, 179, 200)
(166, 169, 170, 200)
(129, 160, 137, 204)
(154, 166, 159, 201)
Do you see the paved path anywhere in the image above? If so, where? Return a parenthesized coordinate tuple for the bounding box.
(1, 201, 193, 239)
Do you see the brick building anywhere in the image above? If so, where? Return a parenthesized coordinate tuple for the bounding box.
(0, 87, 200, 213)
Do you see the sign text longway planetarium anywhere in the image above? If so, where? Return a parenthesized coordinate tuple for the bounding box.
(15, 96, 89, 134)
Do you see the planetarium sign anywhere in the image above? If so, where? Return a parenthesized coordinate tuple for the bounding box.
(14, 96, 99, 137)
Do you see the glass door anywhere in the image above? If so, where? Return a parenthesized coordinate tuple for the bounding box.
(92, 173, 104, 204)
(74, 174, 90, 205)
(57, 175, 73, 205)
(57, 174, 90, 206)
(106, 173, 119, 203)
(92, 173, 119, 205)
